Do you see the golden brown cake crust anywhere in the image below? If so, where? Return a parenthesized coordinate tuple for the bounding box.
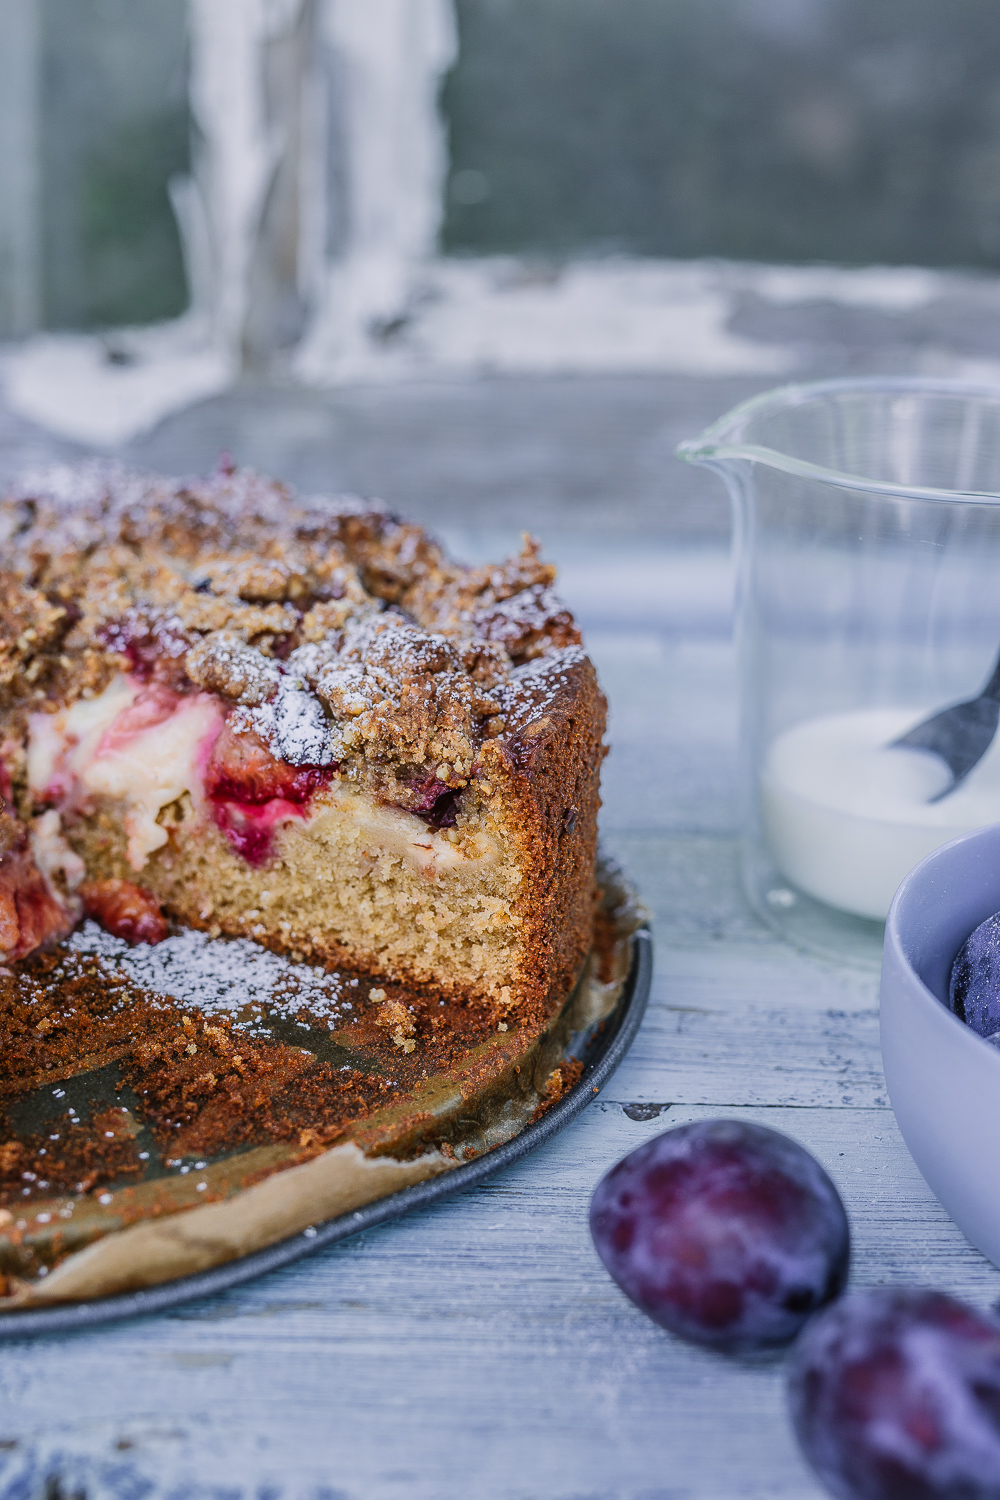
(484, 649, 607, 1024)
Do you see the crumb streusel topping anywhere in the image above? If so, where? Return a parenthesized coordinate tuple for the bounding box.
(0, 461, 580, 811)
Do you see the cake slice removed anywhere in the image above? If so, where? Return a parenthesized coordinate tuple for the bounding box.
(0, 463, 606, 1026)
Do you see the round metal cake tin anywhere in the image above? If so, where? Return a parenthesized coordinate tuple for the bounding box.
(0, 928, 652, 1338)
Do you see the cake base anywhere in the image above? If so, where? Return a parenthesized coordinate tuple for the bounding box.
(0, 858, 644, 1308)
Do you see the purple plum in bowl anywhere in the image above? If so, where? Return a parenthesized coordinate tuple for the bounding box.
(950, 909, 1000, 1043)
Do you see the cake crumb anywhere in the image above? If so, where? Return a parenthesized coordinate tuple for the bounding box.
(374, 998, 417, 1051)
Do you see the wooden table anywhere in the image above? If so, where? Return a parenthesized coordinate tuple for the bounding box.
(0, 531, 995, 1500)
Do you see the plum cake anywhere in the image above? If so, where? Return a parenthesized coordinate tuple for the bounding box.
(0, 462, 606, 1028)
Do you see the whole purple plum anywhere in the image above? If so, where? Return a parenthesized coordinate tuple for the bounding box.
(589, 1119, 849, 1353)
(788, 1287, 1000, 1500)
(950, 911, 1000, 1040)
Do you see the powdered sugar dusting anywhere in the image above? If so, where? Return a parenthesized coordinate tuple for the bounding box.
(69, 920, 345, 1024)
(498, 645, 588, 717)
(488, 645, 593, 757)
(239, 681, 335, 766)
(510, 643, 587, 682)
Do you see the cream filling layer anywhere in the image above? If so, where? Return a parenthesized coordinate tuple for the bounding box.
(30, 808, 86, 895)
(28, 676, 224, 871)
(313, 783, 498, 881)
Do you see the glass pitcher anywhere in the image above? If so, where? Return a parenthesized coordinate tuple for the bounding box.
(679, 377, 1000, 966)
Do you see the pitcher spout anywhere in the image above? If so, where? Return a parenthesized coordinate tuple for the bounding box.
(677, 375, 1000, 501)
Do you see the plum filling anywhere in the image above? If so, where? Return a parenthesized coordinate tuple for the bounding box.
(0, 830, 72, 962)
(97, 614, 192, 688)
(204, 724, 332, 806)
(209, 800, 308, 866)
(424, 789, 459, 830)
(80, 879, 168, 946)
(399, 772, 461, 830)
(204, 721, 335, 867)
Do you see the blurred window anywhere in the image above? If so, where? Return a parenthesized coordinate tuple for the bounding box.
(443, 0, 1000, 270)
(0, 0, 188, 336)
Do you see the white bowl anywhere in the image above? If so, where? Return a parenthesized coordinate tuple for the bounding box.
(881, 821, 1000, 1268)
